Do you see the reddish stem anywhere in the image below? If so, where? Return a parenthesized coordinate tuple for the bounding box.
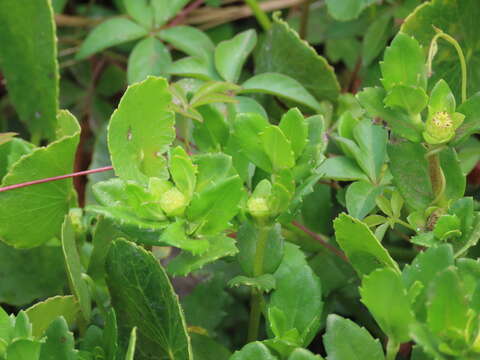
(0, 166, 113, 193)
(291, 221, 349, 262)
(168, 0, 205, 27)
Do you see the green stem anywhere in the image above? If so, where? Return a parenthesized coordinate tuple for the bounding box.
(247, 224, 270, 342)
(427, 150, 446, 206)
(299, 0, 312, 39)
(430, 28, 468, 103)
(244, 0, 272, 31)
(386, 339, 399, 360)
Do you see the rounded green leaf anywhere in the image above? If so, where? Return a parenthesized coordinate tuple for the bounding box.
(108, 76, 175, 184)
(214, 29, 257, 83)
(127, 37, 172, 84)
(261, 126, 295, 172)
(157, 25, 215, 61)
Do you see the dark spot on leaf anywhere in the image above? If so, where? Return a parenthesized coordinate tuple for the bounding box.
(60, 336, 66, 343)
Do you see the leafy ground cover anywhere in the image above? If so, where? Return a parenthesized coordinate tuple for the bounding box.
(1, 0, 480, 359)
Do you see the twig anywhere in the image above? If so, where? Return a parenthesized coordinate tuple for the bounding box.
(299, 0, 312, 39)
(168, 0, 205, 27)
(291, 221, 349, 262)
(55, 14, 104, 27)
(0, 166, 113, 193)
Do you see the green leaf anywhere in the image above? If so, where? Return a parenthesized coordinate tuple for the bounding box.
(167, 234, 238, 276)
(230, 342, 277, 360)
(6, 340, 41, 360)
(14, 311, 32, 339)
(346, 181, 384, 220)
(255, 13, 339, 103)
(261, 126, 295, 172)
(357, 87, 423, 142)
(360, 268, 414, 344)
(384, 85, 428, 114)
(76, 18, 148, 59)
(228, 274, 276, 292)
(187, 175, 243, 235)
(0, 242, 66, 306)
(288, 348, 324, 360)
(241, 73, 322, 113)
(167, 56, 218, 81)
(402, 245, 454, 320)
(193, 153, 233, 193)
(108, 76, 175, 184)
(193, 105, 230, 151)
(39, 317, 77, 360)
(380, 32, 427, 91)
(152, 0, 190, 27)
(319, 156, 369, 182)
(103, 308, 118, 360)
(106, 239, 192, 359)
(25, 296, 78, 337)
(190, 334, 231, 360)
(268, 243, 322, 346)
(388, 141, 433, 210)
(127, 37, 172, 84)
(279, 108, 308, 159)
(124, 0, 153, 28)
(62, 216, 91, 321)
(323, 314, 385, 360)
(169, 146, 196, 199)
(440, 147, 465, 202)
(233, 113, 272, 172)
(426, 267, 469, 337)
(157, 26, 215, 61)
(215, 29, 257, 83)
(401, 0, 480, 100)
(363, 12, 392, 67)
(333, 213, 400, 277)
(237, 222, 284, 277)
(453, 93, 480, 145)
(325, 0, 377, 21)
(125, 327, 137, 360)
(159, 220, 209, 255)
(0, 0, 58, 140)
(0, 111, 80, 248)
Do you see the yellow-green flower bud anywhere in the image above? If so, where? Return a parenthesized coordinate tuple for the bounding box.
(247, 197, 270, 219)
(423, 111, 464, 145)
(160, 187, 187, 217)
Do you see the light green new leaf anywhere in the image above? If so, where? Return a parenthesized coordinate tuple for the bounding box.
(169, 146, 196, 199)
(215, 29, 257, 83)
(380, 32, 427, 91)
(159, 221, 209, 255)
(0, 111, 80, 248)
(187, 175, 243, 235)
(233, 113, 272, 172)
(0, 0, 58, 140)
(25, 296, 78, 337)
(167, 234, 238, 276)
(194, 153, 233, 193)
(387, 142, 433, 210)
(127, 37, 172, 84)
(0, 133, 16, 146)
(125, 327, 137, 360)
(427, 268, 469, 337)
(325, 0, 377, 21)
(255, 13, 339, 103)
(346, 181, 384, 220)
(167, 56, 218, 81)
(279, 108, 308, 159)
(39, 317, 77, 360)
(228, 274, 276, 293)
(108, 76, 175, 184)
(6, 339, 41, 360)
(384, 85, 428, 114)
(360, 268, 414, 344)
(157, 26, 215, 61)
(62, 216, 91, 321)
(323, 314, 385, 360)
(402, 0, 480, 100)
(241, 73, 322, 113)
(230, 342, 277, 360)
(268, 243, 323, 346)
(288, 348, 324, 360)
(106, 239, 192, 359)
(333, 213, 400, 277)
(76, 18, 148, 59)
(261, 126, 295, 172)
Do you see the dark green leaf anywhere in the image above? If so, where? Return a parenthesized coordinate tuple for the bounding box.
(346, 181, 384, 220)
(127, 37, 172, 84)
(39, 317, 77, 360)
(319, 156, 369, 181)
(325, 0, 377, 21)
(157, 26, 215, 61)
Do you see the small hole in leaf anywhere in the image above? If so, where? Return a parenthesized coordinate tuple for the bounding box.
(127, 127, 132, 141)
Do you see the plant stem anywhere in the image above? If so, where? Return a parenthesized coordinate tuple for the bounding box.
(430, 28, 468, 103)
(0, 166, 113, 193)
(244, 0, 272, 31)
(247, 224, 270, 342)
(426, 150, 446, 205)
(299, 0, 312, 39)
(386, 339, 399, 360)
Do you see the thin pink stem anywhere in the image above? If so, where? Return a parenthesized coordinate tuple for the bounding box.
(0, 166, 113, 193)
(291, 221, 349, 263)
